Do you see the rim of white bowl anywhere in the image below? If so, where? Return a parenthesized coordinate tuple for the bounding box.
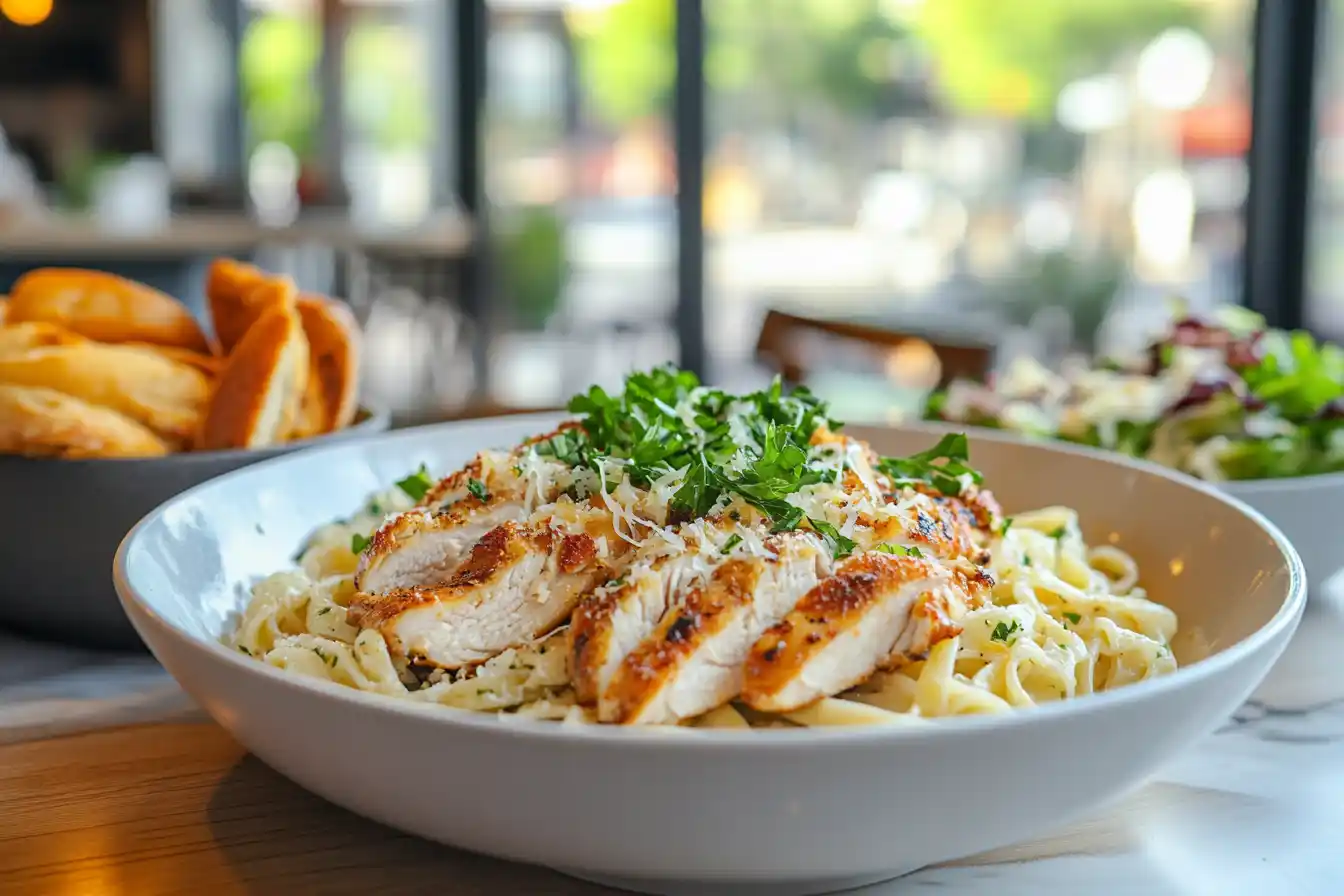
(113, 414, 1309, 750)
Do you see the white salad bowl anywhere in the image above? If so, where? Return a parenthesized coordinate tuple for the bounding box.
(113, 416, 1305, 896)
(1220, 472, 1344, 597)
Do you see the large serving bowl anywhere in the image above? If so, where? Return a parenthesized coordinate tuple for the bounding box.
(0, 406, 388, 648)
(1220, 473, 1344, 597)
(114, 416, 1304, 895)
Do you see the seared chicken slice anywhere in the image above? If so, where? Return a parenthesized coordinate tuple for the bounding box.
(600, 532, 830, 725)
(860, 491, 987, 563)
(349, 521, 612, 669)
(901, 481, 1003, 540)
(356, 454, 537, 594)
(355, 498, 529, 595)
(569, 519, 738, 705)
(740, 553, 991, 713)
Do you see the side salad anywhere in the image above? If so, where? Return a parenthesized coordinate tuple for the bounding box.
(924, 307, 1344, 482)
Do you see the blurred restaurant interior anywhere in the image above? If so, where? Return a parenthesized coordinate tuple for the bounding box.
(0, 0, 1335, 425)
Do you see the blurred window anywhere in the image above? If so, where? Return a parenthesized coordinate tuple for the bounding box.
(1308, 0, 1344, 339)
(701, 0, 1255, 398)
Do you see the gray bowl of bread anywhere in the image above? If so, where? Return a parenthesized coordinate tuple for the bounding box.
(0, 260, 387, 647)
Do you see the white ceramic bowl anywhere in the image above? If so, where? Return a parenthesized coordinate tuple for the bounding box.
(1221, 473, 1344, 597)
(113, 417, 1306, 896)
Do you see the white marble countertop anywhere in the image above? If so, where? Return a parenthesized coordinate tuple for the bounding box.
(2, 595, 1342, 894)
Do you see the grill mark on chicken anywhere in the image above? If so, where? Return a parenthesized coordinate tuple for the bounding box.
(568, 517, 739, 706)
(599, 533, 829, 725)
(603, 559, 763, 723)
(569, 547, 707, 704)
(740, 552, 988, 713)
(348, 521, 611, 668)
(861, 496, 980, 563)
(354, 494, 531, 594)
(897, 483, 1002, 538)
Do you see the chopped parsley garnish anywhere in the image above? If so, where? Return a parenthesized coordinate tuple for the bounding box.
(1049, 526, 1067, 540)
(535, 365, 984, 531)
(808, 518, 856, 559)
(876, 433, 983, 497)
(317, 606, 331, 616)
(467, 477, 490, 502)
(876, 543, 923, 558)
(396, 464, 434, 501)
(999, 517, 1013, 536)
(720, 533, 743, 554)
(1062, 612, 1082, 625)
(990, 620, 1022, 643)
(350, 533, 371, 554)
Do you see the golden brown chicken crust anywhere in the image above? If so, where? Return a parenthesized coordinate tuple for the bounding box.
(197, 302, 309, 450)
(569, 517, 738, 705)
(420, 454, 489, 508)
(569, 588, 623, 703)
(353, 521, 551, 631)
(741, 554, 958, 707)
(0, 341, 212, 444)
(350, 522, 602, 648)
(905, 482, 1002, 537)
(0, 383, 169, 459)
(603, 558, 764, 724)
(6, 268, 211, 353)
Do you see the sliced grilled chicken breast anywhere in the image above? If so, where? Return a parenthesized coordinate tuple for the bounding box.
(600, 532, 830, 725)
(348, 521, 612, 668)
(569, 519, 738, 705)
(355, 496, 530, 594)
(355, 449, 577, 594)
(902, 482, 1003, 540)
(740, 553, 991, 713)
(860, 492, 986, 563)
(570, 551, 712, 705)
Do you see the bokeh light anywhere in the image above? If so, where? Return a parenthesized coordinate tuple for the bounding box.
(0, 0, 53, 27)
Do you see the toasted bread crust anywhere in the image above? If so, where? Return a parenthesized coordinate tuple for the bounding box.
(289, 293, 360, 439)
(197, 302, 310, 450)
(0, 297, 8, 325)
(0, 341, 212, 444)
(206, 259, 296, 354)
(0, 321, 86, 358)
(7, 268, 211, 353)
(124, 344, 224, 377)
(0, 383, 169, 458)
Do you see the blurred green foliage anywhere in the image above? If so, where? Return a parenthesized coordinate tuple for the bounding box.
(917, 0, 1202, 118)
(239, 14, 430, 157)
(575, 0, 916, 126)
(498, 206, 567, 331)
(240, 15, 321, 156)
(575, 0, 1204, 127)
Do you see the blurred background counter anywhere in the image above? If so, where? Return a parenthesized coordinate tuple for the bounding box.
(0, 0, 1339, 424)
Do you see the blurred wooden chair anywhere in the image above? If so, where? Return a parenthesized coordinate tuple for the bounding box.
(754, 308, 995, 390)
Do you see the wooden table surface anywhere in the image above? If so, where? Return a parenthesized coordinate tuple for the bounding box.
(0, 720, 1161, 896)
(0, 723, 596, 896)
